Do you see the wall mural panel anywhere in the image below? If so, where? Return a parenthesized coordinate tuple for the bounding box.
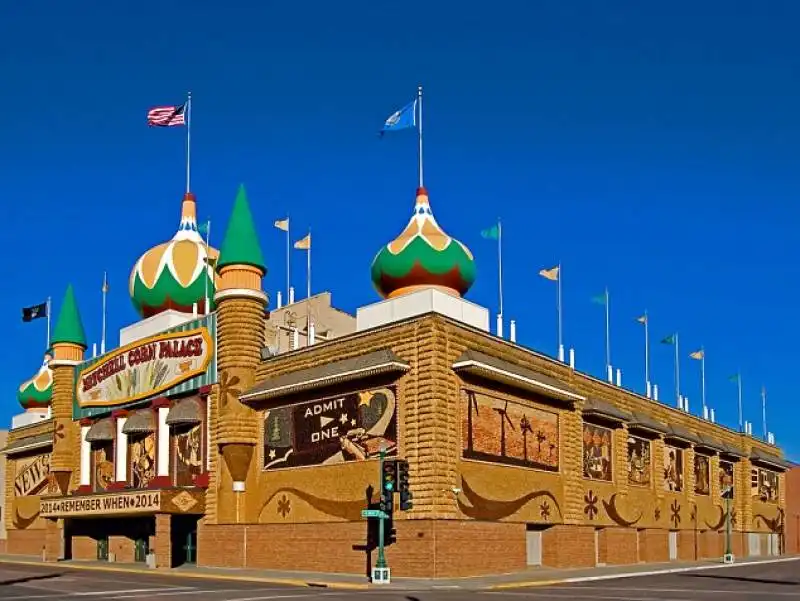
(663, 444, 684, 492)
(174, 424, 203, 486)
(694, 454, 710, 495)
(627, 436, 651, 486)
(129, 434, 156, 488)
(263, 387, 397, 470)
(751, 467, 779, 503)
(92, 443, 114, 492)
(583, 423, 612, 481)
(462, 390, 559, 471)
(12, 453, 51, 529)
(719, 460, 734, 497)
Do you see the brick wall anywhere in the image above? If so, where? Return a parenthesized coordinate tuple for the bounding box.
(640, 529, 668, 562)
(785, 466, 800, 554)
(542, 525, 596, 568)
(601, 527, 638, 565)
(72, 535, 97, 560)
(110, 536, 135, 563)
(6, 529, 44, 556)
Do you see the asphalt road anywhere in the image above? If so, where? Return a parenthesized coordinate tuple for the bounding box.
(0, 558, 798, 600)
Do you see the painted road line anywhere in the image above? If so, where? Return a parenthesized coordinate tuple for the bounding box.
(106, 588, 302, 599)
(72, 587, 196, 596)
(488, 556, 800, 590)
(545, 585, 800, 596)
(489, 593, 696, 601)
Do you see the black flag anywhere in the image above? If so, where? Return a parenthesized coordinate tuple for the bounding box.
(22, 302, 48, 322)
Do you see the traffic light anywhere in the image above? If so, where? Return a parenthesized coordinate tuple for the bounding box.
(396, 459, 413, 511)
(379, 491, 393, 514)
(387, 523, 397, 545)
(381, 458, 397, 494)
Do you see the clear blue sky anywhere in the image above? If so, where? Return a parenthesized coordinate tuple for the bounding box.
(2, 1, 798, 460)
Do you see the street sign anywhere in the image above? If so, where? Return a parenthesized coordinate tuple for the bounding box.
(361, 509, 388, 519)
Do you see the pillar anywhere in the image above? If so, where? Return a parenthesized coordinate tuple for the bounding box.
(154, 514, 172, 568)
(115, 415, 128, 483)
(212, 184, 268, 523)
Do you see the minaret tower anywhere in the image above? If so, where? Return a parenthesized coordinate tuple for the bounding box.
(212, 184, 267, 522)
(48, 284, 87, 495)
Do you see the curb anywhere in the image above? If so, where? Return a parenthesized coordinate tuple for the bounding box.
(0, 559, 370, 590)
(487, 556, 800, 590)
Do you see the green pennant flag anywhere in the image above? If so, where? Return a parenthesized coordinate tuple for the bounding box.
(728, 373, 740, 383)
(661, 334, 676, 345)
(480, 224, 499, 240)
(591, 293, 606, 305)
(198, 221, 209, 235)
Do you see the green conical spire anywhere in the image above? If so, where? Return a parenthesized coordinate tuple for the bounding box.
(51, 284, 87, 347)
(217, 184, 266, 272)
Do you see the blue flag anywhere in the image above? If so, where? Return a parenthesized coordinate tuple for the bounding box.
(380, 99, 417, 135)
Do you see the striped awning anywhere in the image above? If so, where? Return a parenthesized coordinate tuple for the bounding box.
(85, 418, 114, 443)
(122, 410, 155, 435)
(166, 397, 203, 426)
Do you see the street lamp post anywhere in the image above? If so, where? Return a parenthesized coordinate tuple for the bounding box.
(723, 485, 734, 564)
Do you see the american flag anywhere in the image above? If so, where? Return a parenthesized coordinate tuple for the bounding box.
(147, 103, 186, 127)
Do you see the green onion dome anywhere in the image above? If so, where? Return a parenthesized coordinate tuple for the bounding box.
(17, 351, 53, 411)
(371, 187, 476, 299)
(130, 192, 220, 317)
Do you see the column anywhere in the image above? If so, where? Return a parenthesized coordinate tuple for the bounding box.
(157, 406, 170, 478)
(79, 425, 91, 487)
(115, 416, 128, 483)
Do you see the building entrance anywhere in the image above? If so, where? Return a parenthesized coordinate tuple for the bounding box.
(171, 515, 199, 567)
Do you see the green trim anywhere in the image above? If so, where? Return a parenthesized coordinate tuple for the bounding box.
(371, 236, 476, 287)
(51, 284, 87, 347)
(131, 266, 216, 316)
(217, 184, 266, 272)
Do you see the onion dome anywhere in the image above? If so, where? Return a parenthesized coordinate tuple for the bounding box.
(371, 187, 476, 299)
(129, 192, 220, 317)
(17, 351, 53, 411)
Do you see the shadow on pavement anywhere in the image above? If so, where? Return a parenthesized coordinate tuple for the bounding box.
(681, 573, 798, 586)
(0, 572, 66, 586)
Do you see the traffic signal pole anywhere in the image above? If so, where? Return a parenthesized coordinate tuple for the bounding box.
(376, 447, 388, 570)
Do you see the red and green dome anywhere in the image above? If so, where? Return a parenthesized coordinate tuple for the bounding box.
(371, 187, 476, 298)
(18, 352, 53, 411)
(130, 192, 220, 317)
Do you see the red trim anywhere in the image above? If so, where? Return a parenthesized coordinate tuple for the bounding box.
(79, 418, 93, 427)
(148, 476, 172, 488)
(417, 186, 428, 196)
(111, 409, 129, 419)
(193, 472, 210, 488)
(198, 385, 212, 396)
(151, 397, 171, 409)
(75, 485, 92, 494)
(107, 481, 127, 491)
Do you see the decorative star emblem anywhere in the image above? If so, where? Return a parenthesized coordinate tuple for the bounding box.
(670, 499, 681, 528)
(340, 413, 348, 424)
(277, 495, 291, 518)
(350, 419, 356, 427)
(584, 491, 599, 520)
(218, 371, 241, 409)
(540, 501, 551, 520)
(268, 449, 276, 460)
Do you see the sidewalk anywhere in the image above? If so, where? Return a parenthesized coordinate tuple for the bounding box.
(0, 553, 796, 591)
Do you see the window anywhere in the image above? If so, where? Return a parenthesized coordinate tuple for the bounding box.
(752, 468, 779, 503)
(91, 442, 114, 493)
(128, 434, 156, 488)
(627, 436, 651, 486)
(583, 422, 613, 481)
(663, 445, 684, 492)
(694, 454, 710, 495)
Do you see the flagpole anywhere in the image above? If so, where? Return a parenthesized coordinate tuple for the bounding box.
(203, 219, 211, 313)
(761, 386, 767, 440)
(46, 296, 51, 349)
(604, 287, 611, 380)
(643, 311, 650, 395)
(307, 230, 312, 300)
(675, 333, 681, 408)
(700, 348, 706, 415)
(286, 215, 291, 303)
(737, 373, 743, 432)
(101, 273, 108, 354)
(186, 92, 192, 194)
(417, 85, 423, 188)
(497, 219, 503, 320)
(557, 263, 563, 362)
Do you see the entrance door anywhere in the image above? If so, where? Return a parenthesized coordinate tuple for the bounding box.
(134, 538, 149, 563)
(668, 531, 678, 560)
(183, 530, 197, 565)
(97, 537, 109, 561)
(170, 515, 199, 567)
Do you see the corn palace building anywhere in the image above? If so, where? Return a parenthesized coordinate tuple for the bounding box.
(2, 184, 791, 576)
